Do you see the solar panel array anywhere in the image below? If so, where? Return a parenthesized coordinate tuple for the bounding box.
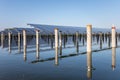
(0, 28, 35, 35)
(0, 24, 120, 35)
(28, 24, 113, 34)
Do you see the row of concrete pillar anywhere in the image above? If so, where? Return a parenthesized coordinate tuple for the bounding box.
(54, 24, 118, 65)
(53, 24, 118, 72)
(86, 25, 117, 79)
(0, 25, 119, 63)
(0, 25, 118, 79)
(1, 30, 119, 50)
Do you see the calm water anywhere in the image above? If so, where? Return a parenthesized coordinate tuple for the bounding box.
(0, 46, 120, 80)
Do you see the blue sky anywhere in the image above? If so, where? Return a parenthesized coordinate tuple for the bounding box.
(0, 0, 120, 30)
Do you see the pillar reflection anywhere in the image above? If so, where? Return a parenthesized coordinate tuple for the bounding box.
(111, 47, 116, 71)
(23, 54, 27, 62)
(55, 56, 59, 66)
(87, 52, 92, 80)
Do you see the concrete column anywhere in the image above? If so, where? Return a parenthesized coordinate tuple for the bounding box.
(63, 33, 66, 48)
(66, 34, 68, 43)
(59, 31, 62, 55)
(87, 24, 92, 52)
(18, 32, 21, 53)
(79, 33, 82, 42)
(92, 33, 95, 42)
(116, 32, 118, 47)
(108, 32, 111, 48)
(105, 33, 107, 43)
(1, 32, 4, 48)
(76, 31, 79, 54)
(85, 33, 87, 42)
(73, 34, 76, 46)
(47, 35, 50, 45)
(54, 28, 59, 65)
(119, 33, 120, 41)
(86, 24, 92, 79)
(82, 33, 85, 46)
(111, 26, 116, 48)
(99, 32, 102, 49)
(36, 30, 40, 59)
(111, 47, 116, 71)
(50, 34, 53, 49)
(23, 30, 27, 58)
(8, 32, 11, 53)
(102, 33, 105, 43)
(96, 33, 99, 44)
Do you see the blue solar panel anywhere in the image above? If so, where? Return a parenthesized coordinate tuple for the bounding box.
(0, 24, 120, 35)
(28, 24, 120, 34)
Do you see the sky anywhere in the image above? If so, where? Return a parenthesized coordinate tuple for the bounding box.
(0, 0, 120, 30)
